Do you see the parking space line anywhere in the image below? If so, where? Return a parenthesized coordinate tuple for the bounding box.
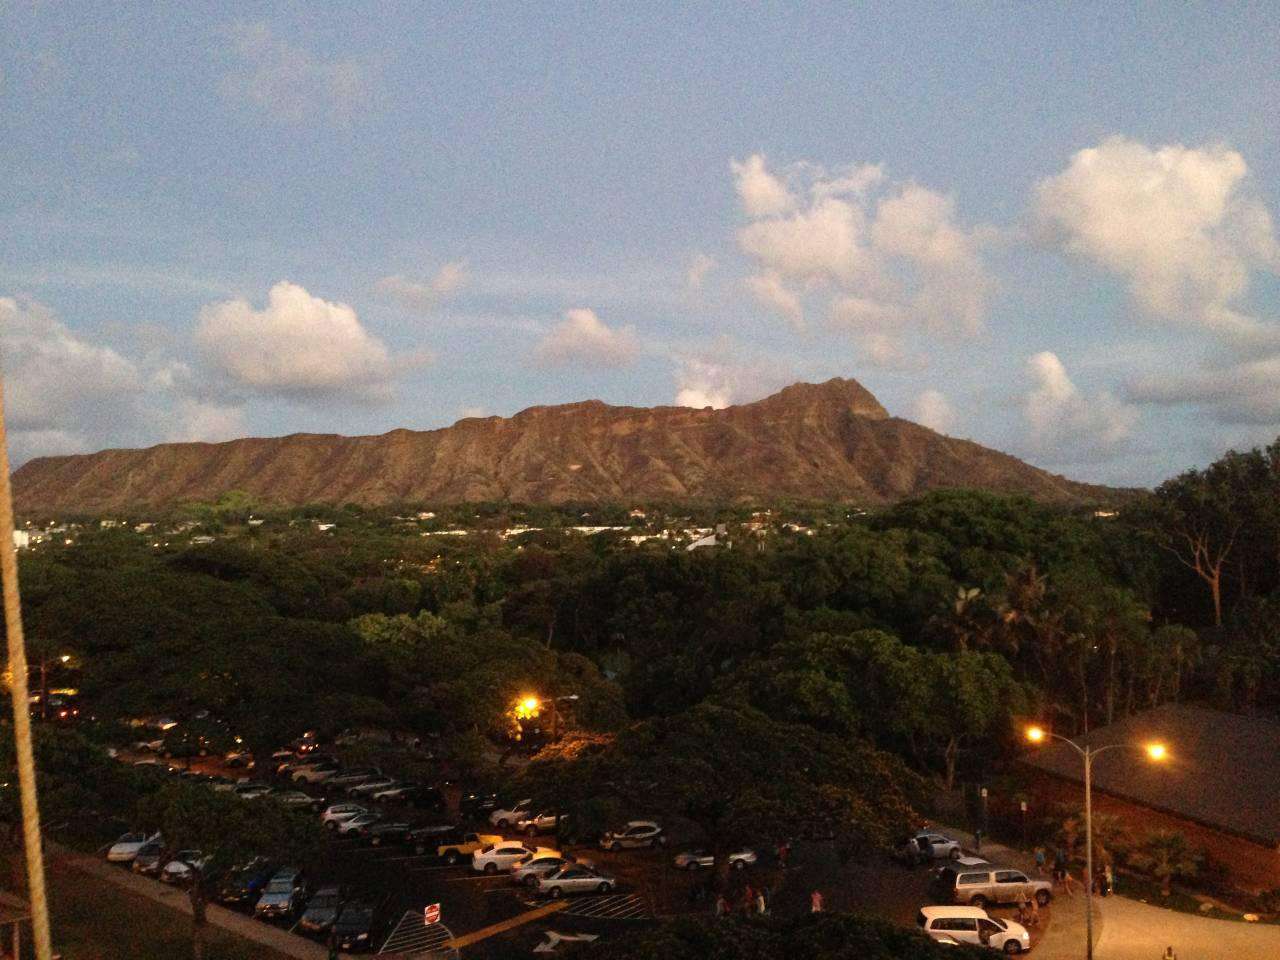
(443, 901, 568, 950)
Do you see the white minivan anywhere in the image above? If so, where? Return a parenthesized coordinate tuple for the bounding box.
(917, 905, 1031, 954)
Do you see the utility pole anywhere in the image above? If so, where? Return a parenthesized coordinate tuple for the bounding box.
(0, 377, 55, 959)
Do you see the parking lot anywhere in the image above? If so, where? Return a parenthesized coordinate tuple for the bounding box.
(106, 741, 1060, 956)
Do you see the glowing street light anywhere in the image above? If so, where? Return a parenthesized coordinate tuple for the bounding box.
(1025, 725, 1170, 960)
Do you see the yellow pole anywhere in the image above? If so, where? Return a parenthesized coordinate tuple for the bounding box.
(0, 376, 54, 959)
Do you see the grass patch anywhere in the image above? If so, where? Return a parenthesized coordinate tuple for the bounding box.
(1117, 872, 1280, 925)
(37, 858, 296, 960)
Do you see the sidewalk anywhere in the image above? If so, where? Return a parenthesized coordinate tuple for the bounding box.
(52, 844, 329, 960)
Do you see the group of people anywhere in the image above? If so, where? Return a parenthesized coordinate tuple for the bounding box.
(714, 883, 769, 918)
(1034, 845, 1114, 898)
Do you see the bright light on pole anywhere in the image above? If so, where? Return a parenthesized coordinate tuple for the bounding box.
(1025, 724, 1170, 960)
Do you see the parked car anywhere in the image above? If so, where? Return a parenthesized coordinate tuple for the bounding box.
(233, 782, 273, 800)
(224, 749, 255, 768)
(918, 905, 1031, 954)
(537, 864, 617, 898)
(324, 768, 382, 791)
(672, 848, 757, 871)
(931, 865, 1053, 909)
(898, 831, 963, 864)
(277, 754, 336, 777)
(407, 823, 460, 855)
(106, 832, 161, 863)
(297, 885, 344, 936)
(272, 791, 322, 809)
(293, 760, 341, 784)
(321, 803, 367, 828)
(511, 852, 580, 886)
(161, 851, 210, 884)
(364, 821, 413, 847)
(336, 813, 382, 837)
(473, 841, 550, 874)
(459, 792, 499, 818)
(130, 841, 166, 876)
(600, 821, 665, 851)
(332, 900, 383, 953)
(254, 867, 307, 919)
(436, 830, 503, 865)
(489, 799, 533, 830)
(348, 777, 398, 798)
(515, 811, 566, 837)
(217, 857, 277, 906)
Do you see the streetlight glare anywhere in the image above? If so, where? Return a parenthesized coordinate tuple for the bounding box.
(1026, 725, 1046, 743)
(521, 697, 540, 713)
(1146, 742, 1168, 761)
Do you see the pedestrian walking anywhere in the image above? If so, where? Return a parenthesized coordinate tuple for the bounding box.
(973, 829, 983, 853)
(755, 889, 767, 915)
(1103, 862, 1114, 897)
(715, 894, 729, 918)
(1033, 846, 1046, 876)
(1052, 847, 1067, 885)
(810, 889, 825, 913)
(1062, 869, 1076, 897)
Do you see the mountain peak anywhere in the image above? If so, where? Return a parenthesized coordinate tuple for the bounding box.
(746, 377, 889, 420)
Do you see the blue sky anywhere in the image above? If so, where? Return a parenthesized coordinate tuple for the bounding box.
(3, 2, 1279, 485)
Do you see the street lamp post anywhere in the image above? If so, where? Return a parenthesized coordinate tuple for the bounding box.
(516, 693, 580, 743)
(1026, 726, 1167, 960)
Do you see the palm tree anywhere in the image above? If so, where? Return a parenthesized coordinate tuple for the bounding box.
(1127, 830, 1201, 896)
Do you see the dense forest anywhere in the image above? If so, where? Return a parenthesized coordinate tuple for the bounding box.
(5, 439, 1280, 946)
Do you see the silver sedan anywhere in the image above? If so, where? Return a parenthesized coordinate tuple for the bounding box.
(536, 864, 616, 898)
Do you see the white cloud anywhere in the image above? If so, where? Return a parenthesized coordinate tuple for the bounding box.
(376, 260, 470, 314)
(1034, 136, 1280, 336)
(730, 154, 992, 336)
(673, 358, 734, 409)
(0, 297, 142, 449)
(219, 21, 369, 123)
(196, 281, 416, 399)
(1022, 351, 1138, 463)
(730, 154, 795, 217)
(912, 389, 956, 434)
(685, 253, 715, 291)
(1127, 356, 1280, 424)
(167, 399, 249, 443)
(744, 272, 804, 328)
(533, 308, 641, 368)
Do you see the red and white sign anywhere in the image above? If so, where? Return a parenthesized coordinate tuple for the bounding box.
(424, 903, 441, 925)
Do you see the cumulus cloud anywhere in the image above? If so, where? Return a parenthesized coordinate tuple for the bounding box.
(731, 154, 992, 337)
(1023, 351, 1138, 463)
(685, 253, 715, 291)
(376, 260, 470, 314)
(1127, 357, 1280, 425)
(197, 281, 417, 399)
(1034, 136, 1280, 337)
(912, 389, 956, 434)
(219, 21, 369, 123)
(730, 154, 796, 217)
(0, 297, 143, 460)
(533, 308, 641, 368)
(673, 358, 735, 409)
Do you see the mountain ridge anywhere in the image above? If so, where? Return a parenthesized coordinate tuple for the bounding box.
(11, 378, 1112, 512)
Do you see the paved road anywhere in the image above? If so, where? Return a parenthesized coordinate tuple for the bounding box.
(1095, 896, 1280, 960)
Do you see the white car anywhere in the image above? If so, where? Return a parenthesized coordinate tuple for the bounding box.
(292, 762, 340, 784)
(511, 853, 580, 886)
(489, 798, 533, 829)
(600, 821, 665, 851)
(233, 782, 273, 800)
(160, 850, 210, 884)
(336, 812, 381, 836)
(515, 811, 566, 836)
(537, 864, 617, 898)
(320, 803, 367, 828)
(899, 831, 963, 862)
(672, 848, 756, 871)
(472, 841, 551, 874)
(918, 905, 1030, 954)
(105, 831, 161, 863)
(347, 777, 397, 797)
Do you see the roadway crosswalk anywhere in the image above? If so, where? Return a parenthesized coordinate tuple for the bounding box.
(378, 910, 456, 957)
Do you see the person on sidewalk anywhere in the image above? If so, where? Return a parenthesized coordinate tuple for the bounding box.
(1034, 846, 1046, 876)
(1062, 869, 1076, 897)
(715, 894, 729, 918)
(810, 889, 824, 913)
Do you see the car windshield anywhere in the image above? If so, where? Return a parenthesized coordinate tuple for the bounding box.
(339, 906, 373, 926)
(309, 894, 340, 909)
(265, 881, 292, 893)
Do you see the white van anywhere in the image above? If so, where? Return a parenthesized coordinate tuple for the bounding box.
(917, 905, 1031, 954)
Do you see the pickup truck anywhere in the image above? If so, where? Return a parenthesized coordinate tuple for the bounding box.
(436, 831, 503, 865)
